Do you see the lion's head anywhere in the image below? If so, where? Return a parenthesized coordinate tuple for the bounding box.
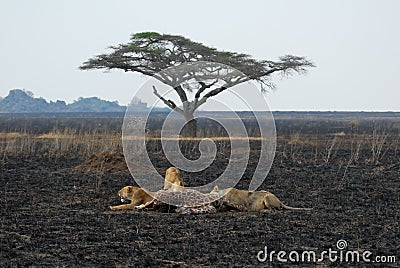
(164, 167, 184, 191)
(117, 186, 137, 202)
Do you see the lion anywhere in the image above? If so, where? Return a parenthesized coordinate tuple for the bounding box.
(212, 187, 312, 212)
(109, 186, 154, 210)
(110, 167, 184, 210)
(164, 167, 184, 191)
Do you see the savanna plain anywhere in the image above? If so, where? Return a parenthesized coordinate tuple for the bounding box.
(0, 112, 399, 267)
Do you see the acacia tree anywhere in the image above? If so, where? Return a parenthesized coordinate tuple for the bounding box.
(80, 32, 314, 136)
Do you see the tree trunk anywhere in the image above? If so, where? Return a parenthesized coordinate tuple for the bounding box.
(181, 113, 197, 137)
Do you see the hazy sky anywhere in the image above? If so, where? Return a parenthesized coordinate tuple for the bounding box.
(1, 0, 399, 111)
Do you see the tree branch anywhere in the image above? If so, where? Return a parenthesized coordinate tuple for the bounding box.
(203, 86, 227, 99)
(152, 86, 184, 114)
(195, 80, 218, 99)
(195, 86, 227, 109)
(191, 80, 219, 112)
(249, 67, 285, 80)
(174, 85, 188, 103)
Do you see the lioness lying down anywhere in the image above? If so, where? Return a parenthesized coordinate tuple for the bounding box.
(213, 187, 312, 212)
(110, 167, 184, 210)
(109, 186, 154, 210)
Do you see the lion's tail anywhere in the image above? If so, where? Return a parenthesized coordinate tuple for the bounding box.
(281, 204, 313, 211)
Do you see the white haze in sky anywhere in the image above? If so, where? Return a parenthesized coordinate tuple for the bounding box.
(0, 0, 399, 111)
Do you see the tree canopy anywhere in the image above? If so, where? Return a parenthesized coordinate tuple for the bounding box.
(80, 32, 314, 92)
(80, 32, 315, 136)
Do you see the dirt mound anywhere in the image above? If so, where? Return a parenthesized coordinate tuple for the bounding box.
(75, 151, 129, 174)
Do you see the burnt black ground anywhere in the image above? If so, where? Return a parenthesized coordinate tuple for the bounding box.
(1, 149, 399, 267)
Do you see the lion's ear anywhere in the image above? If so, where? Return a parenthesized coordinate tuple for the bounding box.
(127, 186, 133, 193)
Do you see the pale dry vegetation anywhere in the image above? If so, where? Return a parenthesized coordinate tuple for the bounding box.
(1, 122, 398, 167)
(276, 124, 398, 166)
(0, 128, 121, 160)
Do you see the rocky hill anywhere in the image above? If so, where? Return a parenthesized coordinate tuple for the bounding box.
(0, 89, 135, 113)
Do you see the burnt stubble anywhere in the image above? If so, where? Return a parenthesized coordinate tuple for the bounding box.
(1, 112, 399, 267)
